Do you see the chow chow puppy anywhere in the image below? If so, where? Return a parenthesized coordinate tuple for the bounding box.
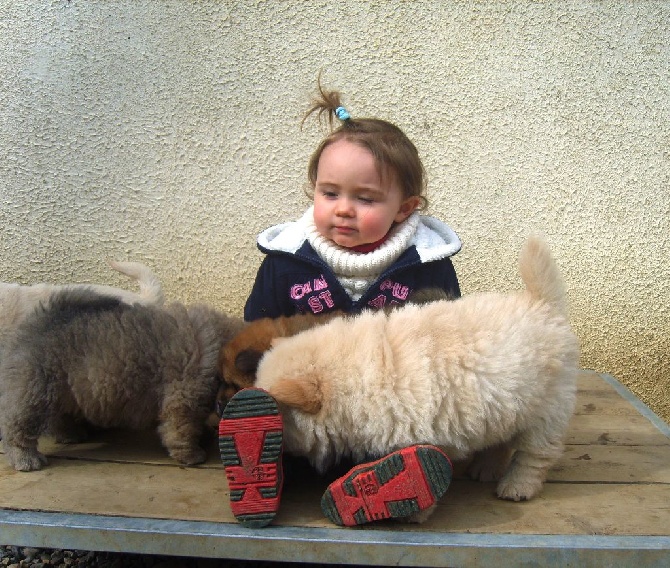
(0, 289, 243, 471)
(255, 236, 580, 503)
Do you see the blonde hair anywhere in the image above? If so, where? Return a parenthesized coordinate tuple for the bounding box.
(302, 80, 428, 209)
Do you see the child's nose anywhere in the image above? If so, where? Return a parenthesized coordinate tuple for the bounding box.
(335, 197, 355, 216)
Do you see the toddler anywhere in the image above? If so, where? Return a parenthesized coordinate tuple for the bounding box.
(244, 82, 461, 320)
(220, 82, 458, 528)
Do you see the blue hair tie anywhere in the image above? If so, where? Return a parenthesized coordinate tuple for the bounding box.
(335, 106, 351, 122)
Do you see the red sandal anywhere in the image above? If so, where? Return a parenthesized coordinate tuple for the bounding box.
(219, 388, 283, 528)
(321, 445, 452, 526)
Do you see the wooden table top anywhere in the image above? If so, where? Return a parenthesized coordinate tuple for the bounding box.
(1, 370, 669, 567)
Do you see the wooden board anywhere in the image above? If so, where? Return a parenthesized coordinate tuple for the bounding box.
(1, 370, 669, 566)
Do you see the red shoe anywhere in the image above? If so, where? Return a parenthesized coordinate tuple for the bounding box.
(218, 388, 283, 528)
(321, 445, 452, 526)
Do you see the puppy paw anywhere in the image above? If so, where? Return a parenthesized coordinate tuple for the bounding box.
(169, 446, 207, 466)
(5, 446, 48, 471)
(495, 474, 543, 502)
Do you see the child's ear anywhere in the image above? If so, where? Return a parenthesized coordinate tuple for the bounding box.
(395, 196, 421, 223)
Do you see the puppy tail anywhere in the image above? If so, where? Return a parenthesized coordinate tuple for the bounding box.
(269, 377, 322, 414)
(107, 261, 165, 305)
(518, 235, 568, 313)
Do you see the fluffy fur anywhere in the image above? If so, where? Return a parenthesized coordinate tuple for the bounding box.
(217, 311, 342, 405)
(217, 288, 452, 410)
(0, 289, 244, 471)
(0, 261, 164, 350)
(255, 236, 580, 503)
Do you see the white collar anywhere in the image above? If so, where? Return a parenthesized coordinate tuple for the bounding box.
(306, 212, 420, 277)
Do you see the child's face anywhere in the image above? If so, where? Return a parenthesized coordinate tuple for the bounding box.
(313, 139, 419, 249)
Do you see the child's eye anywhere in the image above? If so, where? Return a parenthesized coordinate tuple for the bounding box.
(358, 196, 374, 204)
(318, 187, 338, 198)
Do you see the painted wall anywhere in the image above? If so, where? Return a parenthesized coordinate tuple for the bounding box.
(1, 1, 668, 421)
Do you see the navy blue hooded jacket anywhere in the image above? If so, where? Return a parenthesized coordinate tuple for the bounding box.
(244, 209, 461, 321)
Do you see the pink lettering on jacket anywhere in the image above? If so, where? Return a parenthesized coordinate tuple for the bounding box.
(291, 276, 334, 314)
(313, 275, 328, 291)
(308, 290, 334, 313)
(290, 281, 312, 300)
(291, 275, 329, 300)
(379, 279, 410, 300)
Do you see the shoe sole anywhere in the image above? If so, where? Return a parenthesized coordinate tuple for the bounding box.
(218, 388, 283, 528)
(321, 445, 452, 526)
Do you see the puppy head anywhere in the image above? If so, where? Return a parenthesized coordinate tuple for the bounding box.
(215, 318, 286, 414)
(217, 312, 343, 392)
(215, 347, 263, 414)
(215, 312, 342, 415)
(218, 318, 281, 381)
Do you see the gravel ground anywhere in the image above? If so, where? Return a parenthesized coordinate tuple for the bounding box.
(0, 546, 270, 567)
(0, 546, 372, 568)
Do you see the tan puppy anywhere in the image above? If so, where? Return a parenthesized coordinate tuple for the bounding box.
(255, 236, 580, 503)
(0, 260, 164, 349)
(0, 289, 242, 471)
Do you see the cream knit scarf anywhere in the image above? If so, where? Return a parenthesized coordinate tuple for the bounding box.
(306, 212, 420, 301)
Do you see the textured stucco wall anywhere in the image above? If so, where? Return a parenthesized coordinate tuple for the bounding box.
(1, 1, 668, 420)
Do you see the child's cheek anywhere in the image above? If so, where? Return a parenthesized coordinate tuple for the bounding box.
(359, 212, 387, 241)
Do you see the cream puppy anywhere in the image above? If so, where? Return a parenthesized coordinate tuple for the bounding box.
(255, 236, 580, 502)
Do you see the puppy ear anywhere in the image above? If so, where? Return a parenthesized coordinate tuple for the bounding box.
(270, 377, 322, 414)
(235, 349, 263, 374)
